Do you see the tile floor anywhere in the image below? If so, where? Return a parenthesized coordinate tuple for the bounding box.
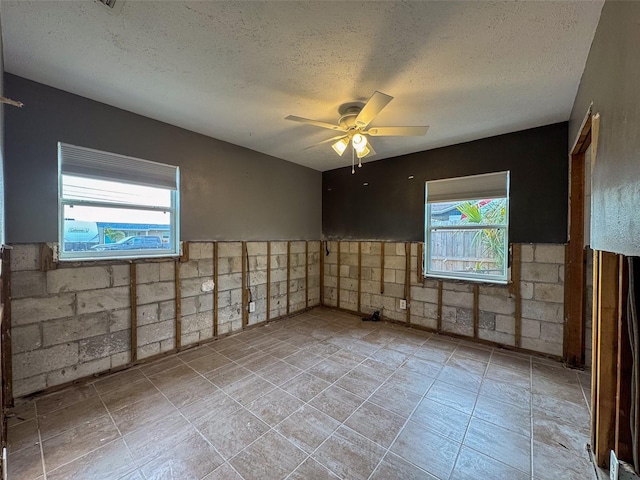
(7, 308, 597, 480)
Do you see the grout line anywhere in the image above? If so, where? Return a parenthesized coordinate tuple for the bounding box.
(33, 400, 48, 480)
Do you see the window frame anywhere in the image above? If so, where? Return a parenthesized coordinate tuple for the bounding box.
(424, 172, 510, 284)
(58, 143, 180, 262)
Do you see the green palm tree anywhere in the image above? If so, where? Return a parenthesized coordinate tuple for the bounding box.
(456, 200, 506, 271)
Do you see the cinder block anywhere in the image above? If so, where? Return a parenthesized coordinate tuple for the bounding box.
(478, 329, 515, 346)
(385, 256, 405, 270)
(410, 286, 437, 303)
(534, 244, 566, 264)
(14, 343, 79, 380)
(13, 375, 47, 397)
(442, 291, 473, 309)
(479, 311, 496, 330)
(521, 318, 542, 339)
(12, 271, 47, 298)
(47, 357, 112, 387)
(198, 293, 214, 313)
(520, 244, 535, 263)
(424, 302, 438, 320)
(137, 264, 161, 284)
(247, 242, 268, 256)
(47, 266, 111, 293)
(77, 286, 130, 315)
(521, 263, 560, 284)
(138, 342, 161, 359)
(10, 244, 40, 271)
(109, 309, 131, 332)
(12, 294, 75, 326)
(138, 319, 174, 346)
(383, 283, 405, 299)
(534, 283, 564, 304)
(478, 295, 515, 315)
(540, 321, 564, 343)
(180, 277, 204, 297)
(111, 351, 130, 368)
(495, 314, 515, 334)
(181, 331, 201, 347)
(198, 260, 214, 277)
(456, 308, 474, 327)
(520, 282, 534, 299)
(218, 242, 242, 257)
(159, 300, 176, 321)
(136, 281, 175, 305)
(521, 300, 563, 323)
(411, 315, 437, 330)
(111, 265, 130, 287)
(43, 312, 109, 347)
(12, 324, 42, 353)
(383, 269, 396, 283)
(182, 312, 212, 335)
(190, 242, 213, 260)
(218, 273, 242, 291)
(181, 296, 198, 316)
(521, 337, 562, 357)
(179, 261, 199, 279)
(159, 262, 175, 281)
(137, 303, 160, 326)
(79, 330, 130, 362)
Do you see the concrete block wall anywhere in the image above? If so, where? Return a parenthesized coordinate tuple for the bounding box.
(9, 240, 321, 397)
(323, 241, 567, 358)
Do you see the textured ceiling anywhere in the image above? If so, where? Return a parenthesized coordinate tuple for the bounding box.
(1, 1, 603, 171)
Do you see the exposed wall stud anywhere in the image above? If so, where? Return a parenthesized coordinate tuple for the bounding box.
(615, 255, 632, 461)
(1, 248, 13, 407)
(267, 241, 271, 320)
(130, 263, 138, 363)
(510, 244, 522, 348)
(305, 241, 309, 309)
(357, 242, 362, 313)
(242, 241, 248, 327)
(320, 241, 325, 306)
(380, 242, 385, 294)
(213, 242, 218, 337)
(405, 242, 411, 324)
(437, 281, 443, 332)
(473, 283, 479, 339)
(174, 260, 182, 348)
(337, 241, 341, 308)
(417, 242, 423, 282)
(286, 241, 291, 315)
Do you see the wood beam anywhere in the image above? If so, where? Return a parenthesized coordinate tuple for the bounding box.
(337, 242, 341, 309)
(130, 263, 138, 363)
(174, 260, 181, 348)
(615, 255, 633, 462)
(266, 242, 271, 321)
(405, 242, 411, 324)
(286, 241, 291, 315)
(357, 242, 362, 313)
(213, 242, 218, 337)
(242, 241, 248, 327)
(510, 244, 522, 348)
(1, 248, 13, 408)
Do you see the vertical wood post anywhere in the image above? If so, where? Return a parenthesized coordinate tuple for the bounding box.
(473, 284, 479, 339)
(591, 249, 600, 447)
(1, 248, 13, 407)
(305, 241, 309, 309)
(615, 255, 633, 461)
(130, 263, 138, 363)
(357, 242, 362, 313)
(593, 250, 619, 467)
(337, 241, 341, 309)
(242, 242, 248, 327)
(405, 242, 411, 324)
(286, 241, 291, 315)
(213, 242, 218, 337)
(380, 242, 385, 294)
(174, 260, 181, 348)
(510, 244, 522, 348)
(417, 242, 423, 282)
(320, 241, 324, 306)
(266, 241, 271, 321)
(437, 281, 443, 332)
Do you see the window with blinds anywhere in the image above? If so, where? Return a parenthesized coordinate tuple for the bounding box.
(58, 143, 180, 261)
(425, 171, 509, 283)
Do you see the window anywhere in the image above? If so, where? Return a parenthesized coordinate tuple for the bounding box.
(58, 143, 180, 261)
(425, 171, 509, 283)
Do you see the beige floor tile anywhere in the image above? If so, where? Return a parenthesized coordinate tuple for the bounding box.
(177, 345, 215, 363)
(490, 351, 531, 371)
(222, 373, 276, 405)
(313, 426, 386, 480)
(247, 388, 304, 426)
(369, 382, 422, 418)
(159, 375, 220, 409)
(179, 388, 241, 424)
(281, 372, 331, 402)
(36, 384, 97, 415)
(255, 360, 303, 386)
(485, 362, 531, 389)
(203, 463, 244, 480)
(533, 439, 595, 480)
(230, 430, 307, 480)
(309, 385, 364, 422)
(335, 365, 385, 398)
(8, 442, 44, 480)
(289, 457, 340, 479)
(401, 356, 444, 378)
(473, 394, 531, 437)
(464, 417, 531, 474)
(92, 369, 145, 395)
(276, 405, 340, 454)
(100, 377, 159, 412)
(426, 381, 478, 414)
(344, 401, 406, 448)
(281, 349, 324, 370)
(39, 395, 108, 441)
(204, 362, 253, 388)
(451, 445, 530, 480)
(42, 414, 119, 471)
(307, 358, 352, 383)
(390, 420, 461, 479)
(7, 418, 39, 452)
(385, 368, 435, 397)
(436, 365, 483, 392)
(479, 377, 531, 408)
(188, 352, 233, 374)
(410, 397, 471, 442)
(146, 363, 199, 389)
(196, 407, 269, 459)
(110, 392, 177, 435)
(138, 356, 184, 377)
(46, 438, 135, 480)
(140, 432, 224, 480)
(370, 452, 438, 480)
(7, 400, 36, 427)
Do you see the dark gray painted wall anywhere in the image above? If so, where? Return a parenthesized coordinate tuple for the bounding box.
(323, 123, 568, 243)
(4, 74, 321, 243)
(569, 0, 640, 256)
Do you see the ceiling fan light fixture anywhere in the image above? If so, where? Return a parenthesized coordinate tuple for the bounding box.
(352, 133, 367, 153)
(356, 144, 370, 159)
(331, 138, 349, 156)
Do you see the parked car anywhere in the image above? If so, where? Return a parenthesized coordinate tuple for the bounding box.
(91, 236, 164, 251)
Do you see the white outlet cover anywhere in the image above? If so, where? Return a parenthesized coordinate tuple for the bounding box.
(400, 299, 407, 310)
(249, 302, 256, 313)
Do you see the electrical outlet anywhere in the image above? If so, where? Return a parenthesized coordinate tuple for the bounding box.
(400, 299, 407, 310)
(249, 301, 256, 313)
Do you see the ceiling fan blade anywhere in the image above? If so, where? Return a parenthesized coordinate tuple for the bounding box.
(355, 91, 393, 128)
(285, 115, 346, 132)
(365, 126, 429, 136)
(303, 134, 348, 150)
(367, 144, 377, 157)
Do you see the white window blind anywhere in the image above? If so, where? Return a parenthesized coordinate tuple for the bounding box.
(59, 143, 178, 190)
(426, 171, 509, 203)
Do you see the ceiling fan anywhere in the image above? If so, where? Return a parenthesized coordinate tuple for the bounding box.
(285, 91, 429, 172)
